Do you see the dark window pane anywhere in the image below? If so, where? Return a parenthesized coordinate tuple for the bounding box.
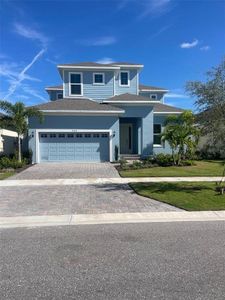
(94, 74, 103, 83)
(154, 124, 161, 134)
(154, 135, 161, 145)
(120, 72, 128, 85)
(70, 74, 81, 83)
(57, 93, 63, 99)
(71, 84, 81, 95)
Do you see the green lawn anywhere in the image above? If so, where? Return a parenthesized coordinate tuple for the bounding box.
(120, 160, 225, 177)
(0, 171, 15, 180)
(130, 182, 225, 211)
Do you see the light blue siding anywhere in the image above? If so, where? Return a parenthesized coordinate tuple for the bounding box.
(115, 70, 138, 95)
(139, 91, 165, 103)
(63, 70, 114, 100)
(28, 115, 119, 163)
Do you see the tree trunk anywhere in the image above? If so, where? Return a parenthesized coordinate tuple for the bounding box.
(18, 134, 21, 162)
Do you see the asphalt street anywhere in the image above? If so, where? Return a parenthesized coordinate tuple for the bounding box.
(1, 221, 225, 300)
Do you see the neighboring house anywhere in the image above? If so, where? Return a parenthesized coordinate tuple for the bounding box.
(28, 62, 183, 163)
(0, 113, 18, 156)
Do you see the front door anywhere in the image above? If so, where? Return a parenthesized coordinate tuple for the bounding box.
(120, 123, 133, 154)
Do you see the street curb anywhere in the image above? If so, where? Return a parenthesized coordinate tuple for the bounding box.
(1, 211, 225, 229)
(0, 177, 222, 187)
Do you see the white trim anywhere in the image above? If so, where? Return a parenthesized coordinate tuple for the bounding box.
(154, 111, 182, 114)
(136, 70, 139, 94)
(153, 144, 163, 148)
(58, 65, 120, 70)
(113, 71, 116, 95)
(45, 87, 63, 91)
(63, 70, 65, 98)
(36, 129, 113, 163)
(69, 72, 83, 97)
(119, 71, 130, 87)
(114, 64, 143, 68)
(93, 73, 105, 85)
(140, 89, 169, 92)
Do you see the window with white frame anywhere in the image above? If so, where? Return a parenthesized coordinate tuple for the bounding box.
(120, 71, 129, 86)
(93, 73, 104, 85)
(57, 93, 63, 100)
(153, 124, 162, 145)
(69, 73, 82, 96)
(150, 94, 157, 100)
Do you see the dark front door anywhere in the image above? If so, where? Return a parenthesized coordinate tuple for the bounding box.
(120, 123, 133, 154)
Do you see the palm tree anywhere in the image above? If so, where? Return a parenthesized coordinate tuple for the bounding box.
(0, 101, 43, 162)
(162, 111, 200, 165)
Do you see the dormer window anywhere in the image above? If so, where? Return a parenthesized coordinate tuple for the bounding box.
(119, 71, 130, 87)
(57, 93, 63, 100)
(69, 72, 83, 96)
(93, 73, 105, 85)
(150, 94, 157, 100)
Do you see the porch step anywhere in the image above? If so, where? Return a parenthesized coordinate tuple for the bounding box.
(120, 154, 141, 161)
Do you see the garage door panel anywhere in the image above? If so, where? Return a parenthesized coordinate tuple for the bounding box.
(39, 132, 109, 162)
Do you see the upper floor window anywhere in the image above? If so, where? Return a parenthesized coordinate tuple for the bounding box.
(153, 124, 162, 146)
(150, 94, 157, 100)
(93, 73, 105, 85)
(69, 73, 83, 96)
(120, 71, 129, 87)
(57, 93, 63, 100)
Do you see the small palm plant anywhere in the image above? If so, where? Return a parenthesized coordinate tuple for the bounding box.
(0, 101, 43, 162)
(161, 111, 200, 165)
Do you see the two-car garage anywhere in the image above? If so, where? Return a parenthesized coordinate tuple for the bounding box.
(38, 131, 110, 162)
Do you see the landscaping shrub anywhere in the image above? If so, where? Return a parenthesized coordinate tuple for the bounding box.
(154, 154, 174, 167)
(131, 161, 143, 169)
(119, 159, 128, 170)
(0, 156, 28, 170)
(180, 160, 195, 166)
(22, 149, 33, 164)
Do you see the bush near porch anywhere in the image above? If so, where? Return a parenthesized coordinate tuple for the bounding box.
(119, 157, 225, 177)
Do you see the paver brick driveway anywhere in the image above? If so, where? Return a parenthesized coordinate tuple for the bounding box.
(1, 163, 181, 216)
(10, 163, 119, 180)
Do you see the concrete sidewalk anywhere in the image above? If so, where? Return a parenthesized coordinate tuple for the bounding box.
(1, 211, 225, 229)
(0, 176, 222, 187)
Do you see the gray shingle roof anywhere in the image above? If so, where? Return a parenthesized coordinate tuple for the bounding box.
(152, 102, 184, 113)
(104, 93, 152, 102)
(104, 93, 183, 113)
(139, 84, 168, 91)
(30, 98, 124, 113)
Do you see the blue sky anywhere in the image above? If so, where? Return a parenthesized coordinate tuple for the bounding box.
(0, 0, 224, 111)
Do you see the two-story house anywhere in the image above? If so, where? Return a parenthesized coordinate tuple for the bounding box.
(28, 62, 183, 163)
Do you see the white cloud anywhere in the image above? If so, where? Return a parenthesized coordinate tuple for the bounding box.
(138, 0, 172, 19)
(149, 25, 171, 40)
(21, 84, 47, 102)
(200, 45, 210, 51)
(164, 89, 189, 99)
(78, 36, 117, 46)
(96, 57, 115, 64)
(14, 23, 48, 47)
(180, 39, 199, 49)
(3, 49, 45, 100)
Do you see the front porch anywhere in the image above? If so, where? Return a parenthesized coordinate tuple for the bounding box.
(119, 117, 142, 156)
